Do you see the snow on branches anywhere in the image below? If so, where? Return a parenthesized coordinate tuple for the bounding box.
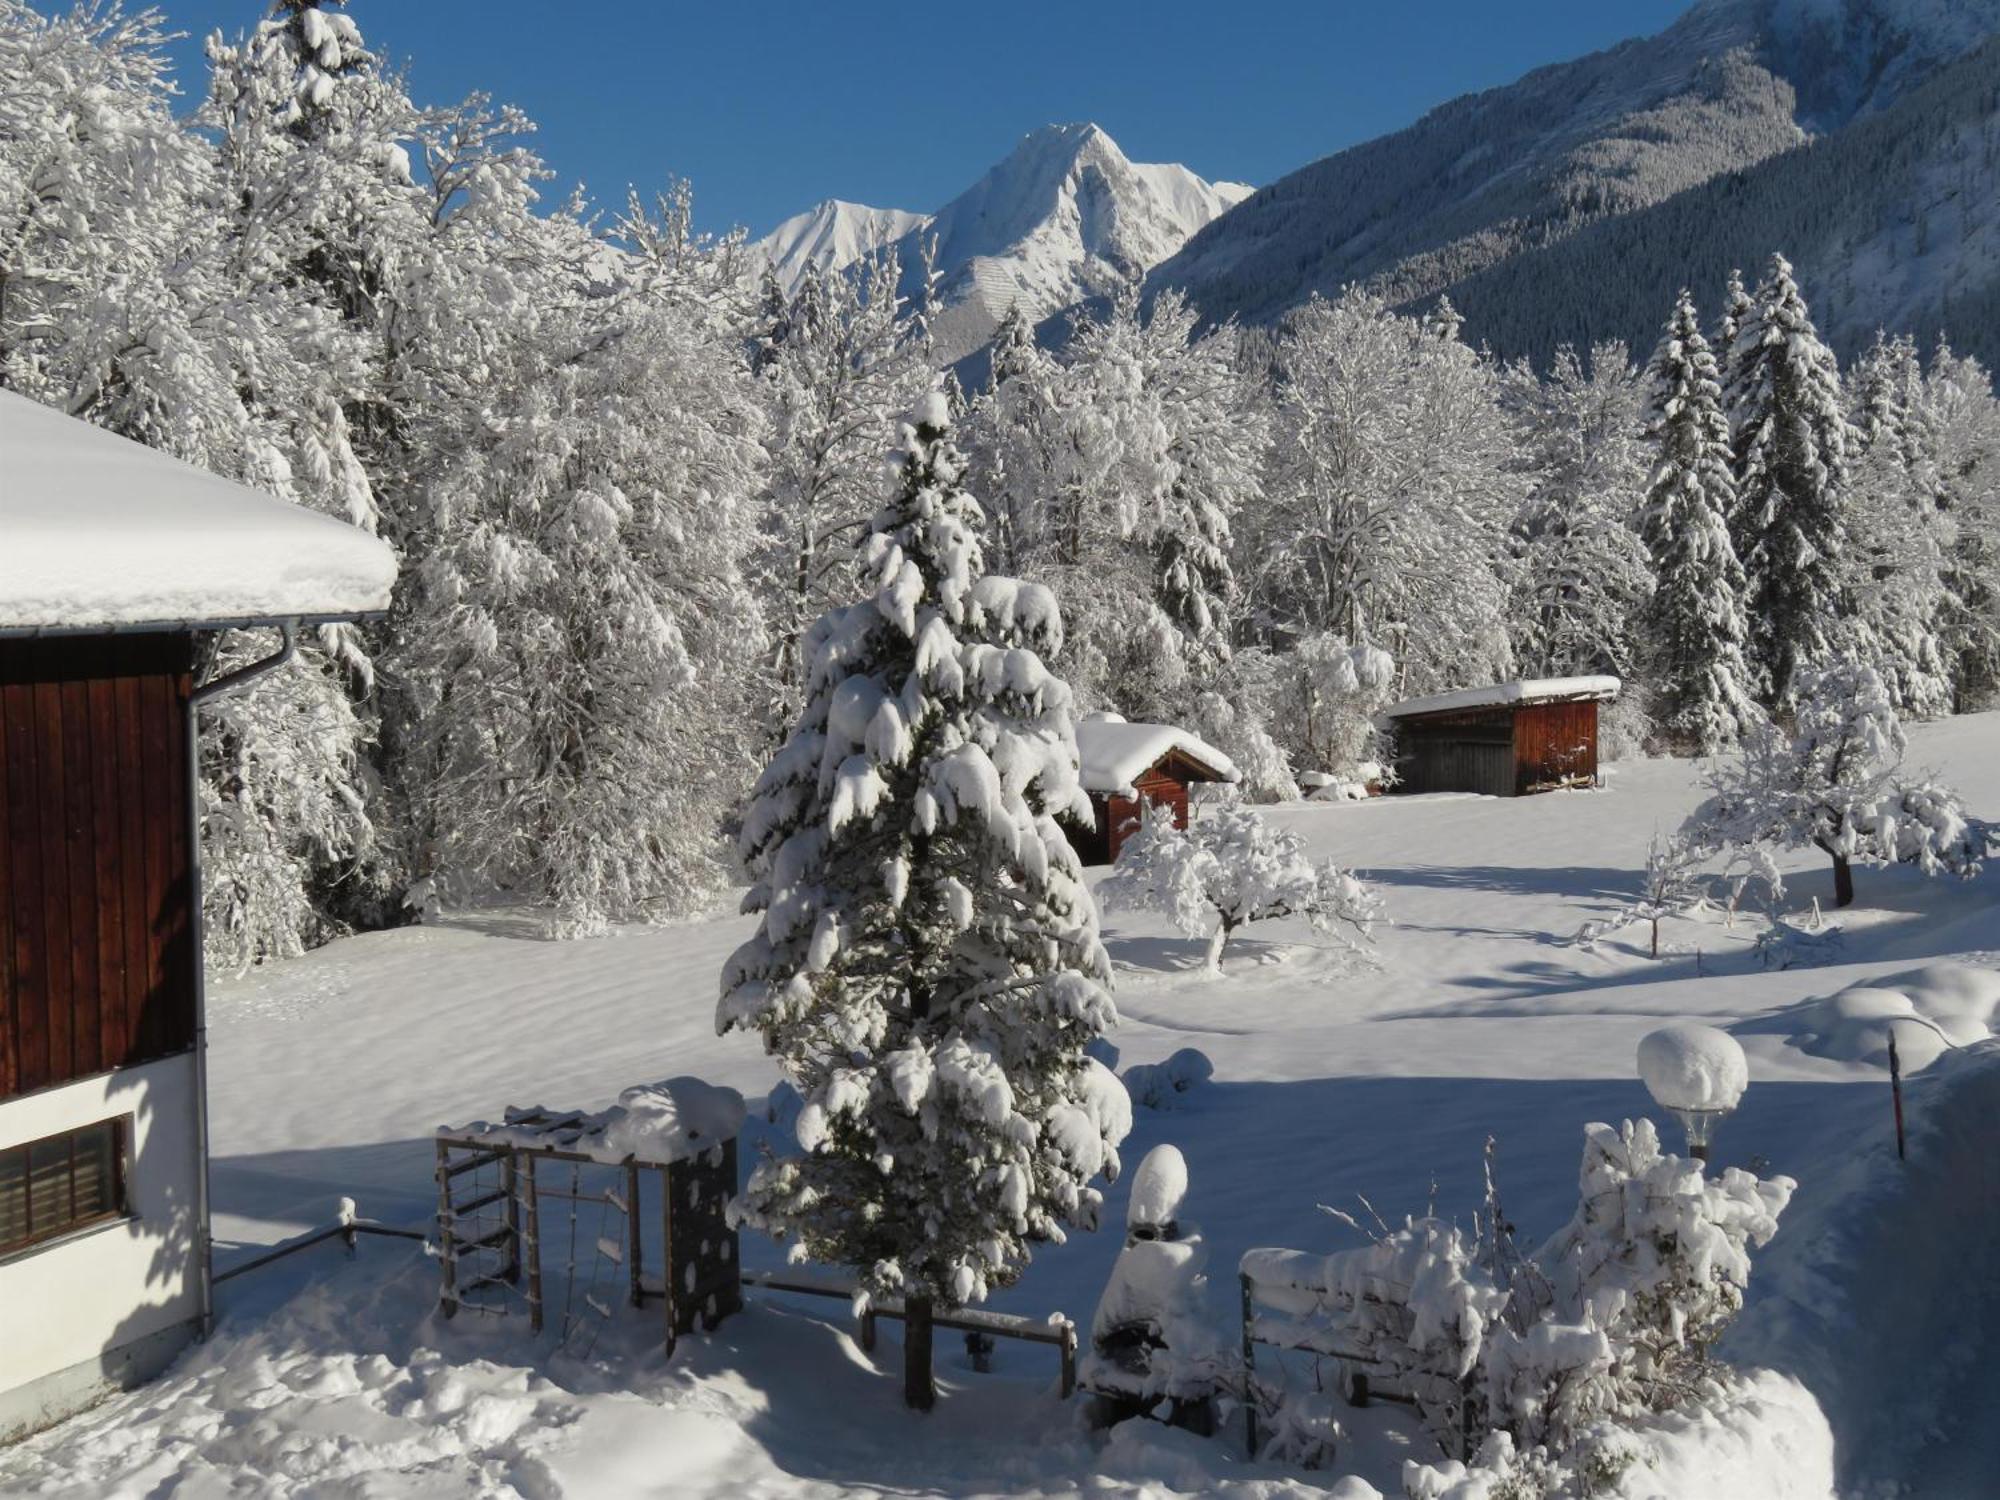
(718, 393, 1127, 1401)
(1683, 656, 1985, 907)
(1101, 801, 1380, 969)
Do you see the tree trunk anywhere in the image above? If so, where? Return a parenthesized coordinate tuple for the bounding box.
(1831, 853, 1855, 909)
(903, 1294, 935, 1411)
(1650, 916, 1659, 960)
(1206, 918, 1232, 971)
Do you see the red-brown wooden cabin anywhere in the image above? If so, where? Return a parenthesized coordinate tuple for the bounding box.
(1382, 677, 1619, 797)
(0, 390, 396, 1441)
(1068, 716, 1239, 865)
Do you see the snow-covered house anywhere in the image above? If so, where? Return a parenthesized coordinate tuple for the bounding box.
(0, 390, 397, 1442)
(1383, 677, 1618, 797)
(1069, 716, 1237, 865)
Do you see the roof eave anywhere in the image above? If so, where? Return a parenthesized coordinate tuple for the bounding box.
(0, 609, 391, 640)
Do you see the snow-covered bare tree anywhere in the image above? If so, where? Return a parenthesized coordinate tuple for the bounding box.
(1724, 254, 1855, 708)
(1682, 656, 1985, 907)
(1101, 801, 1380, 969)
(1505, 341, 1653, 680)
(396, 185, 766, 934)
(719, 393, 1127, 1410)
(755, 253, 934, 726)
(1640, 291, 1756, 753)
(1251, 289, 1518, 694)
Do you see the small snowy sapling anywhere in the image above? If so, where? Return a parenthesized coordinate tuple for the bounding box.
(1101, 800, 1380, 970)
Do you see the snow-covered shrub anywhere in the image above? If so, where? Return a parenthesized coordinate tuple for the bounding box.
(1122, 1048, 1214, 1110)
(1268, 635, 1399, 785)
(1531, 1119, 1793, 1429)
(1101, 801, 1381, 969)
(1249, 1123, 1795, 1478)
(1682, 655, 1985, 907)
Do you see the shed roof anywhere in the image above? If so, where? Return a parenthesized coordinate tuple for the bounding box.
(1384, 675, 1620, 720)
(0, 389, 398, 633)
(1075, 716, 1238, 797)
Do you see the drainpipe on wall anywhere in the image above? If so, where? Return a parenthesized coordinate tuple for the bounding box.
(185, 622, 299, 1338)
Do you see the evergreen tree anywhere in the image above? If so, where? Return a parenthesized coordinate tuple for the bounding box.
(1845, 333, 1956, 718)
(1641, 292, 1755, 752)
(720, 393, 1127, 1410)
(1724, 254, 1855, 708)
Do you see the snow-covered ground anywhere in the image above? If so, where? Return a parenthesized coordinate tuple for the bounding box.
(4, 716, 1996, 1498)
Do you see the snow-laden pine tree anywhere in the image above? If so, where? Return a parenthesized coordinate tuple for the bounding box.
(1505, 341, 1653, 681)
(719, 392, 1128, 1410)
(1724, 254, 1855, 708)
(1925, 343, 2000, 708)
(1640, 292, 1756, 753)
(1845, 333, 1957, 719)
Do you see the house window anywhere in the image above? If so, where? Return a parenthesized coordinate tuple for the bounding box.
(0, 1118, 128, 1254)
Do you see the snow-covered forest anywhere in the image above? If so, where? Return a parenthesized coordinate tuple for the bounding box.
(4, 0, 1999, 966)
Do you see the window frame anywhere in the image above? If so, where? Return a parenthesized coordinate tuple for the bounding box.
(0, 1115, 132, 1258)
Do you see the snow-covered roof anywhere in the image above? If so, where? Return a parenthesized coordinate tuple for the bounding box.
(0, 389, 398, 632)
(1383, 676, 1620, 719)
(1075, 716, 1238, 796)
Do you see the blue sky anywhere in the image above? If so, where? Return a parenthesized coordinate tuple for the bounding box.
(155, 1, 1694, 238)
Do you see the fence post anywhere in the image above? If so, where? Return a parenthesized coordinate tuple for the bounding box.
(1058, 1319, 1077, 1399)
(1240, 1272, 1258, 1459)
(435, 1141, 458, 1319)
(1889, 1032, 1907, 1162)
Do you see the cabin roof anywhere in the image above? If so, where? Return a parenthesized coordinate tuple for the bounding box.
(1074, 716, 1238, 797)
(1384, 675, 1620, 720)
(0, 389, 398, 633)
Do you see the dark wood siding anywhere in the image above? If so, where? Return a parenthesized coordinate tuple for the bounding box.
(1072, 753, 1214, 866)
(1392, 707, 1517, 797)
(1513, 701, 1598, 793)
(1, 633, 195, 1099)
(1391, 697, 1603, 797)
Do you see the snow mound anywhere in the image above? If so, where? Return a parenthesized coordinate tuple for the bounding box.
(1, 387, 398, 629)
(1075, 720, 1237, 797)
(1637, 1022, 1749, 1112)
(1123, 1048, 1214, 1110)
(1127, 1144, 1191, 1229)
(1764, 961, 2000, 1070)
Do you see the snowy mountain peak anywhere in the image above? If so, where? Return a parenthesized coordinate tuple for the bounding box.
(889, 121, 1252, 363)
(751, 198, 928, 298)
(754, 122, 1251, 364)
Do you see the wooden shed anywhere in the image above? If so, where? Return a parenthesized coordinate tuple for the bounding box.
(1382, 677, 1619, 798)
(1068, 717, 1238, 866)
(0, 389, 396, 1442)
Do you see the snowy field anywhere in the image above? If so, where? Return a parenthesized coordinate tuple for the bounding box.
(4, 716, 1997, 1499)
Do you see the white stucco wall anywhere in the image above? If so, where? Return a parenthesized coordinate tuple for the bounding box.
(0, 1053, 203, 1408)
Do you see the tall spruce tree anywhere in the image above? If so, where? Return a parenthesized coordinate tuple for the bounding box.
(1725, 254, 1854, 708)
(720, 392, 1128, 1410)
(1642, 292, 1756, 752)
(1846, 333, 1956, 718)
